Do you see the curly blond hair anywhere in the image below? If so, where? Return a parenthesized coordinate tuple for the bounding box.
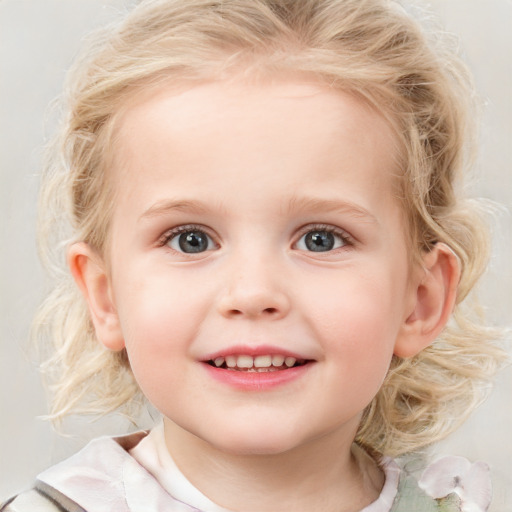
(36, 0, 506, 456)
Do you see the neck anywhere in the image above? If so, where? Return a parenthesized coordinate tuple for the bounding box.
(163, 420, 384, 512)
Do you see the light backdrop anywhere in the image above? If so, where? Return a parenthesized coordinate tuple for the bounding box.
(1, 0, 511, 508)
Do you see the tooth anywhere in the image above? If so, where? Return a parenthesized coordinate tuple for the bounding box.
(237, 355, 254, 368)
(254, 355, 272, 368)
(214, 357, 225, 367)
(225, 355, 237, 368)
(272, 355, 285, 367)
(284, 357, 296, 367)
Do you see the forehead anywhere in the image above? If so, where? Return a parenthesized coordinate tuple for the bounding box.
(109, 78, 403, 223)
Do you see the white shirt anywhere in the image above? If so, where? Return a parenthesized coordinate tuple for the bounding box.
(129, 422, 401, 512)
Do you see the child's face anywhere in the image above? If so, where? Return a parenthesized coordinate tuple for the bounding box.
(101, 79, 420, 455)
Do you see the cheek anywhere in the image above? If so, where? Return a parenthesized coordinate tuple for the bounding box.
(301, 270, 404, 389)
(115, 264, 204, 340)
(112, 271, 205, 387)
(306, 270, 403, 342)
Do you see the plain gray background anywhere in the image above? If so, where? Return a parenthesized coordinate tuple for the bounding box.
(1, 0, 511, 509)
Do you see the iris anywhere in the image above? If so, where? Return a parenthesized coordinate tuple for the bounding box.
(178, 231, 210, 253)
(304, 231, 337, 252)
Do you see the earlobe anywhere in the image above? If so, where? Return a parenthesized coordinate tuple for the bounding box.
(394, 243, 460, 358)
(68, 242, 125, 351)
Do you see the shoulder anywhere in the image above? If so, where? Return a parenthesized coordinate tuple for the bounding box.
(389, 454, 492, 512)
(0, 481, 85, 512)
(1, 432, 147, 512)
(2, 430, 200, 512)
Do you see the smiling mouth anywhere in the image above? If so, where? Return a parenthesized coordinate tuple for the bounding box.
(206, 354, 310, 372)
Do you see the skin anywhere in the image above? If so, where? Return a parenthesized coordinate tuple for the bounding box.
(70, 78, 459, 512)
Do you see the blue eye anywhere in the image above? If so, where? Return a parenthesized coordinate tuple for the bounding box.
(296, 229, 346, 252)
(167, 229, 214, 253)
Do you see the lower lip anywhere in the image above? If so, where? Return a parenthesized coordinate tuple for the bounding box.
(202, 363, 313, 391)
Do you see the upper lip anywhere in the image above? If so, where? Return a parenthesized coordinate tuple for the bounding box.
(201, 344, 314, 362)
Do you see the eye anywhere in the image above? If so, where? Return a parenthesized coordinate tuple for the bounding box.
(295, 228, 348, 252)
(166, 229, 215, 253)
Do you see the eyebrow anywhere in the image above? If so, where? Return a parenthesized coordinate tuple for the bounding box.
(284, 196, 379, 224)
(139, 199, 214, 221)
(139, 196, 378, 224)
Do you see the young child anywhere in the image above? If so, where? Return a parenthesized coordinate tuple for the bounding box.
(2, 0, 506, 511)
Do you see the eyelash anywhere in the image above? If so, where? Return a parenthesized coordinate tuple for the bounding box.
(158, 223, 354, 254)
(158, 224, 217, 248)
(294, 224, 355, 250)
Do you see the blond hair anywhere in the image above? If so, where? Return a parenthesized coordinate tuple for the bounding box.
(36, 0, 506, 456)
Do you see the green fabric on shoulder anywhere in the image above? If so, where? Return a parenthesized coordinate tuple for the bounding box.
(390, 471, 461, 512)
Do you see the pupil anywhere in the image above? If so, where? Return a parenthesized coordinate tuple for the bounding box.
(179, 231, 208, 253)
(305, 231, 335, 252)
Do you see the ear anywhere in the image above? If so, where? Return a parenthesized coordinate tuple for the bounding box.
(67, 242, 125, 351)
(394, 243, 460, 358)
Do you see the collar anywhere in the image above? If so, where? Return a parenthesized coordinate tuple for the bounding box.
(37, 431, 201, 512)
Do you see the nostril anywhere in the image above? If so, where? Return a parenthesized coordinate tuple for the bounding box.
(229, 307, 277, 316)
(217, 292, 290, 319)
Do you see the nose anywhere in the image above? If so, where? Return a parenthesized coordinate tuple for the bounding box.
(216, 256, 291, 320)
